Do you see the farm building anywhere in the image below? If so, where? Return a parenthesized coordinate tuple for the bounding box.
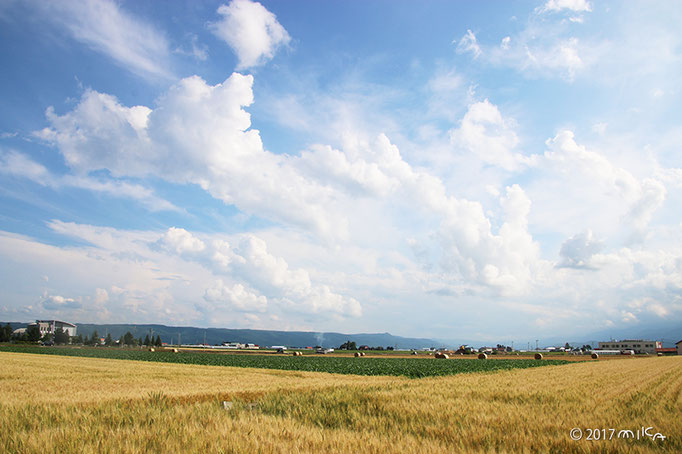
(677, 340, 682, 355)
(30, 320, 77, 337)
(598, 340, 660, 354)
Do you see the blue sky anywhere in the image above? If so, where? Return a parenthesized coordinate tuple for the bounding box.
(1, 0, 681, 344)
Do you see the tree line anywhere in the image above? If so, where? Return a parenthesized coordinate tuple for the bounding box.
(0, 323, 163, 347)
(337, 340, 394, 351)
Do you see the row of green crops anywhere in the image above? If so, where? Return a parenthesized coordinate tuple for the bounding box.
(1, 345, 571, 378)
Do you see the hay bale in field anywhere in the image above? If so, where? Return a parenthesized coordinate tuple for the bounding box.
(412, 351, 418, 355)
(478, 353, 488, 360)
(534, 353, 543, 360)
(354, 352, 361, 357)
(149, 347, 155, 352)
(361, 352, 366, 356)
(435, 352, 449, 359)
(657, 352, 663, 357)
(591, 353, 599, 359)
(171, 348, 179, 353)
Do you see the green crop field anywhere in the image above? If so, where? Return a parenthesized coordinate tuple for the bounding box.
(0, 345, 570, 378)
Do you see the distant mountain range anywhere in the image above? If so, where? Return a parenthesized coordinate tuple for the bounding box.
(2, 322, 444, 349)
(4, 320, 679, 349)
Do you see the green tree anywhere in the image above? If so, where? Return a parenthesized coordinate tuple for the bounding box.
(154, 335, 162, 346)
(138, 337, 143, 346)
(0, 323, 12, 342)
(89, 330, 100, 346)
(144, 334, 151, 346)
(41, 333, 54, 343)
(26, 325, 41, 342)
(54, 328, 70, 345)
(339, 340, 357, 350)
(122, 331, 134, 346)
(72, 334, 84, 344)
(105, 333, 113, 346)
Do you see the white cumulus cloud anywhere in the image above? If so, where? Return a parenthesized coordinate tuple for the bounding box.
(210, 0, 291, 70)
(36, 74, 346, 238)
(558, 230, 603, 269)
(449, 100, 529, 171)
(204, 280, 267, 312)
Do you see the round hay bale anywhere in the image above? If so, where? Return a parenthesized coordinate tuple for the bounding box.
(354, 352, 361, 357)
(412, 351, 418, 355)
(435, 353, 449, 359)
(361, 352, 366, 356)
(534, 353, 543, 360)
(657, 352, 663, 357)
(172, 348, 179, 353)
(149, 347, 155, 352)
(591, 353, 599, 359)
(478, 353, 488, 360)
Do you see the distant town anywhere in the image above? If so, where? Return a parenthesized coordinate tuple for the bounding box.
(3, 319, 681, 356)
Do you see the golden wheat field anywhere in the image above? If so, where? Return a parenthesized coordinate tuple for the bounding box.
(1, 351, 680, 453)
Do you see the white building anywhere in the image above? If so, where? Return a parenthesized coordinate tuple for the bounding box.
(222, 342, 244, 349)
(30, 320, 77, 337)
(598, 339, 660, 355)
